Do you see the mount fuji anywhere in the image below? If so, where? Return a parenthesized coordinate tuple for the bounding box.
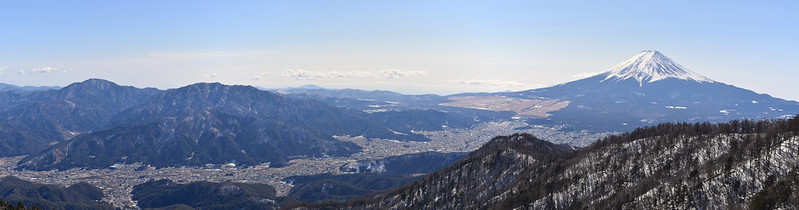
(502, 50, 799, 131)
(601, 50, 713, 84)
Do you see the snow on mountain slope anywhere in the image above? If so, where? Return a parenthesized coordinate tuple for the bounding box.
(600, 50, 714, 85)
(497, 50, 799, 132)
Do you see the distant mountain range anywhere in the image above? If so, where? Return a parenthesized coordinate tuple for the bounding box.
(0, 79, 510, 171)
(0, 79, 159, 156)
(16, 81, 470, 170)
(1, 50, 797, 171)
(275, 51, 799, 134)
(0, 83, 59, 93)
(3, 50, 798, 208)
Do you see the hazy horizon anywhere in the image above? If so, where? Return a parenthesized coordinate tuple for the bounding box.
(2, 1, 797, 100)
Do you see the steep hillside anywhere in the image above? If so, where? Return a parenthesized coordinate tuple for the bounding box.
(0, 176, 114, 210)
(131, 179, 284, 210)
(285, 152, 467, 203)
(506, 117, 799, 209)
(314, 116, 799, 209)
(285, 174, 419, 203)
(339, 151, 468, 175)
(18, 83, 365, 170)
(0, 79, 159, 156)
(18, 82, 446, 170)
(309, 133, 572, 209)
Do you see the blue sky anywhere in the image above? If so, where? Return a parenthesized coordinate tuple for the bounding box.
(1, 1, 798, 100)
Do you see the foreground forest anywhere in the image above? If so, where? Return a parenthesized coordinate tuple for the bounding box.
(297, 116, 799, 209)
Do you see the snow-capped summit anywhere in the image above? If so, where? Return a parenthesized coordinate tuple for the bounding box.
(495, 49, 799, 132)
(601, 50, 713, 85)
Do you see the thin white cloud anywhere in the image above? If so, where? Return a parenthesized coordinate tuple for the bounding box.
(142, 51, 269, 59)
(280, 69, 372, 80)
(382, 69, 426, 78)
(0, 66, 6, 75)
(18, 67, 62, 74)
(572, 71, 603, 79)
(457, 79, 544, 89)
(278, 69, 426, 80)
(251, 72, 270, 80)
(201, 73, 218, 78)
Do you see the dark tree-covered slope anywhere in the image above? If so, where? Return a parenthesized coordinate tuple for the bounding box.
(131, 179, 283, 210)
(0, 176, 113, 210)
(339, 151, 468, 175)
(285, 173, 419, 203)
(18, 83, 358, 170)
(18, 82, 441, 170)
(0, 79, 159, 156)
(496, 117, 799, 209)
(285, 152, 467, 203)
(302, 133, 572, 209)
(306, 116, 799, 209)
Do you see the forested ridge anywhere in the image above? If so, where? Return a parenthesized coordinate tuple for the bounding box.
(0, 176, 113, 210)
(294, 115, 799, 209)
